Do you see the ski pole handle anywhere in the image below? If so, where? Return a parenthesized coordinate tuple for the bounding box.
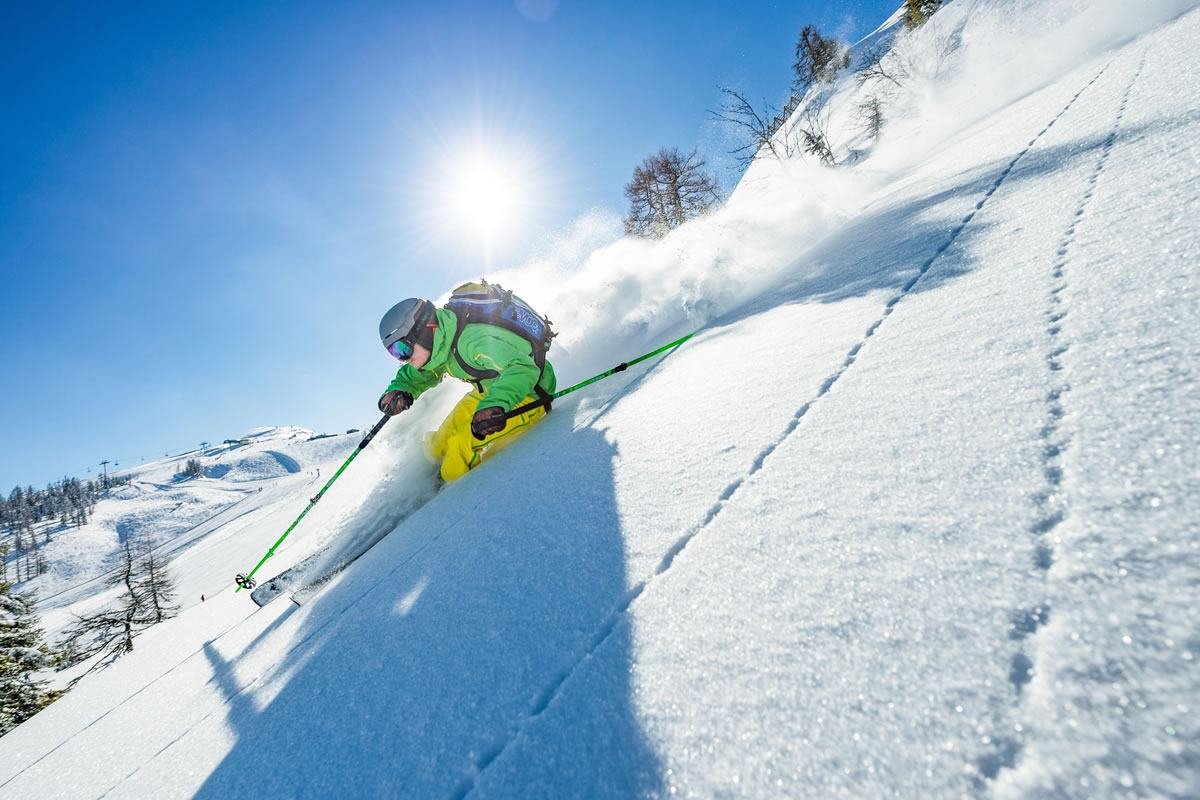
(358, 414, 391, 449)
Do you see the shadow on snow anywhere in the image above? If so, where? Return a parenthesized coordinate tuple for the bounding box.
(195, 416, 664, 798)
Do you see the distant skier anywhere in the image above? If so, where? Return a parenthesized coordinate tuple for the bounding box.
(376, 282, 557, 481)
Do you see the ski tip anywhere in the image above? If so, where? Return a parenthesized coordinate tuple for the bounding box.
(250, 579, 283, 608)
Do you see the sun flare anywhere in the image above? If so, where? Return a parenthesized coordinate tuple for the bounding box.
(409, 119, 557, 264)
(442, 152, 527, 242)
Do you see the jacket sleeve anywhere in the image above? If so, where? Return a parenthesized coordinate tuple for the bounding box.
(463, 331, 541, 412)
(382, 363, 444, 404)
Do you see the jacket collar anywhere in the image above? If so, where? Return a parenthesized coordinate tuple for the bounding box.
(417, 306, 458, 373)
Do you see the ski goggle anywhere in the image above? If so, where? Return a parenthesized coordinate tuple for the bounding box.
(386, 339, 414, 361)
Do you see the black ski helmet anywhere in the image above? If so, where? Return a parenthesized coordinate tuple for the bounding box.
(379, 298, 436, 354)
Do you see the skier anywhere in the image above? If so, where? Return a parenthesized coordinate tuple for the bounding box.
(376, 286, 556, 482)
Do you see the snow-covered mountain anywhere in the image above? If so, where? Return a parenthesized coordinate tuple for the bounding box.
(3, 0, 1198, 797)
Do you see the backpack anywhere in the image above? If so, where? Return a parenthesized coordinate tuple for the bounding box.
(444, 280, 556, 405)
(445, 280, 555, 365)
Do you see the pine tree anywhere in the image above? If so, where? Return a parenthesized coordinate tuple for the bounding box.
(858, 95, 885, 141)
(793, 25, 850, 92)
(0, 579, 60, 736)
(32, 537, 46, 578)
(177, 459, 203, 480)
(11, 513, 35, 583)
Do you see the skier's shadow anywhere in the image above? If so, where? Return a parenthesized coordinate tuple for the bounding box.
(197, 420, 663, 798)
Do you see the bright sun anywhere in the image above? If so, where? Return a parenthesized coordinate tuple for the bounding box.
(443, 152, 526, 243)
(414, 125, 553, 265)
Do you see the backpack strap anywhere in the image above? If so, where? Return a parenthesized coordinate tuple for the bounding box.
(449, 308, 497, 393)
(448, 306, 551, 411)
(534, 380, 552, 413)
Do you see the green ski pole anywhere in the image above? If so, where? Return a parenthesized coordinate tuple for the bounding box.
(234, 414, 391, 592)
(504, 331, 695, 419)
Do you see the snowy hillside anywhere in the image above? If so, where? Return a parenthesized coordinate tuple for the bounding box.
(14, 426, 366, 640)
(2, 0, 1198, 797)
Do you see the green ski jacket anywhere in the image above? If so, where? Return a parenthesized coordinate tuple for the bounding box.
(381, 306, 557, 412)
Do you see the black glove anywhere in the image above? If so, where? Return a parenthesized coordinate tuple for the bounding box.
(378, 390, 412, 416)
(470, 406, 508, 440)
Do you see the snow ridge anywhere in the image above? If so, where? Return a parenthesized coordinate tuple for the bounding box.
(451, 57, 1118, 800)
(986, 46, 1152, 785)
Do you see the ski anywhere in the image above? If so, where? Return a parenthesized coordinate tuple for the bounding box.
(250, 525, 394, 607)
(289, 563, 348, 606)
(250, 549, 325, 606)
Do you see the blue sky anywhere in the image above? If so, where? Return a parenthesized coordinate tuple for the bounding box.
(0, 0, 896, 489)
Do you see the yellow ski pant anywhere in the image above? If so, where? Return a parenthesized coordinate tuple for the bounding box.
(426, 390, 547, 482)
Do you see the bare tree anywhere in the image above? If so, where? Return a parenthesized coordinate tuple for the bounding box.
(857, 45, 909, 89)
(858, 26, 958, 92)
(59, 537, 178, 683)
(793, 25, 850, 92)
(710, 88, 798, 167)
(623, 148, 722, 238)
(60, 540, 144, 678)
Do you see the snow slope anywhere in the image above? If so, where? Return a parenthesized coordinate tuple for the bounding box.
(15, 426, 370, 640)
(2, 1, 1198, 797)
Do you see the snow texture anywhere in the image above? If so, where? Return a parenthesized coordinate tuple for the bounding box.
(0, 1, 1197, 797)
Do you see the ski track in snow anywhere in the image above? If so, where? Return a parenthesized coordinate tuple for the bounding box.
(0, 476, 340, 790)
(451, 60, 1114, 800)
(0, 611, 252, 795)
(83, 511, 478, 798)
(982, 47, 1151, 786)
